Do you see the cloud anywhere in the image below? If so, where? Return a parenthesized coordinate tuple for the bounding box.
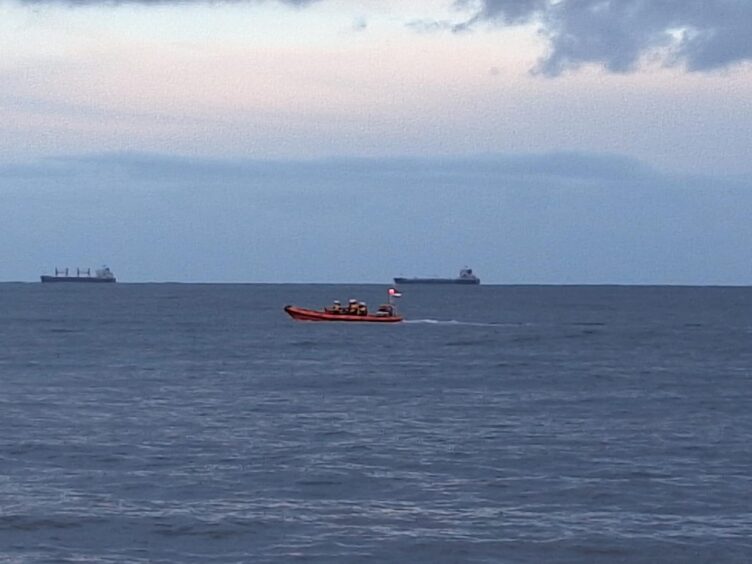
(352, 16, 367, 32)
(0, 150, 656, 185)
(456, 0, 546, 26)
(458, 0, 752, 75)
(14, 0, 318, 5)
(12, 0, 750, 75)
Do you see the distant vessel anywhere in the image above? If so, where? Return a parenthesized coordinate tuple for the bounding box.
(40, 266, 117, 283)
(394, 267, 480, 285)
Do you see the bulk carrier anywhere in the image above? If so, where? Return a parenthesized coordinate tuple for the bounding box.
(40, 266, 116, 283)
(394, 267, 480, 285)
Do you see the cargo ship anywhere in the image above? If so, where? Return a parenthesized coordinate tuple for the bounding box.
(394, 267, 480, 285)
(41, 266, 116, 283)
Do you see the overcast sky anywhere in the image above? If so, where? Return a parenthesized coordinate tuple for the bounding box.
(1, 0, 751, 283)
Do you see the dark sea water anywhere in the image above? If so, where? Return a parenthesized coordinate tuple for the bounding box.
(1, 283, 751, 563)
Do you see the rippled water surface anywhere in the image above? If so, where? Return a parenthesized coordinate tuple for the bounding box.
(1, 283, 751, 562)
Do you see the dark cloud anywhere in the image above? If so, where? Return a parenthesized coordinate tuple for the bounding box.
(460, 0, 752, 75)
(456, 0, 547, 26)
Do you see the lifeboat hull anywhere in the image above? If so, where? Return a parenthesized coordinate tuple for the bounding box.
(284, 305, 403, 323)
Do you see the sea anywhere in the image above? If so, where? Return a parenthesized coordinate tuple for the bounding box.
(0, 283, 750, 563)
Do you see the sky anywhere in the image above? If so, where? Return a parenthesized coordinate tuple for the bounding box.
(1, 0, 751, 284)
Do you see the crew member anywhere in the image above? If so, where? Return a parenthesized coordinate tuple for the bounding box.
(376, 304, 394, 316)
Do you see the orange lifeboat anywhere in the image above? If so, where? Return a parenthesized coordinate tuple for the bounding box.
(284, 305, 403, 323)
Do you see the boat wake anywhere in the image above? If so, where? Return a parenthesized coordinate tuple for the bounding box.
(405, 319, 511, 327)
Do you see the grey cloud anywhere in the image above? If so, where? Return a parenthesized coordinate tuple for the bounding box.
(455, 0, 547, 26)
(460, 0, 752, 74)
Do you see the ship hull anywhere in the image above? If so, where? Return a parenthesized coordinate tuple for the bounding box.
(40, 276, 116, 283)
(393, 277, 479, 285)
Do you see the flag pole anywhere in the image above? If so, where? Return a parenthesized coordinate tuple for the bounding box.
(387, 287, 401, 313)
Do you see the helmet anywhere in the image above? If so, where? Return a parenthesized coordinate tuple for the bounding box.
(333, 300, 340, 304)
(349, 299, 357, 303)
